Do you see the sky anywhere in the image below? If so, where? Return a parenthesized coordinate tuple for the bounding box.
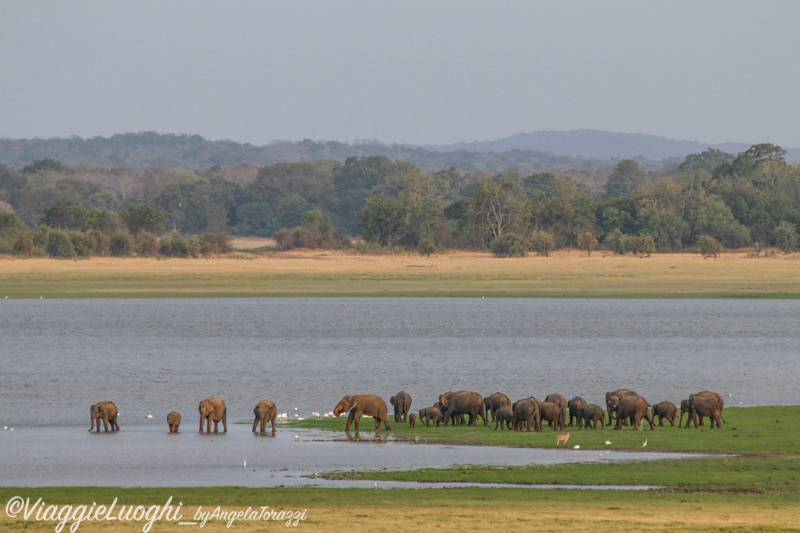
(1, 1, 799, 148)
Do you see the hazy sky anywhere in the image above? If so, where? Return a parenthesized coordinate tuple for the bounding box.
(2, 2, 799, 147)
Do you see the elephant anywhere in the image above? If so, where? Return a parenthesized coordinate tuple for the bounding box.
(484, 392, 511, 423)
(567, 396, 588, 428)
(536, 399, 566, 431)
(686, 391, 724, 429)
(390, 391, 412, 423)
(493, 404, 513, 430)
(605, 389, 639, 426)
(439, 391, 487, 427)
(408, 413, 416, 428)
(579, 404, 605, 429)
(167, 411, 181, 433)
(418, 406, 444, 427)
(252, 399, 277, 433)
(652, 401, 677, 427)
(89, 401, 119, 432)
(333, 394, 391, 431)
(198, 397, 227, 433)
(544, 394, 568, 428)
(679, 399, 692, 428)
(512, 397, 541, 432)
(608, 394, 654, 430)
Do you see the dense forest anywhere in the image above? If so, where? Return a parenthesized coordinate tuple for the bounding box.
(0, 141, 798, 258)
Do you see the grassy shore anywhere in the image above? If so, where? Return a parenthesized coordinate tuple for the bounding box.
(2, 249, 800, 298)
(2, 407, 798, 532)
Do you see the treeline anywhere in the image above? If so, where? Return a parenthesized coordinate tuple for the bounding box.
(1, 143, 799, 258)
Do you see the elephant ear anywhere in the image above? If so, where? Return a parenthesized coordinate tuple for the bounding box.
(349, 398, 358, 411)
(390, 396, 396, 404)
(440, 395, 449, 408)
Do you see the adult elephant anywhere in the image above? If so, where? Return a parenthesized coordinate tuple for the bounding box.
(439, 391, 487, 427)
(512, 398, 541, 432)
(544, 394, 568, 428)
(605, 389, 639, 426)
(537, 399, 566, 431)
(167, 411, 181, 433)
(652, 401, 677, 427)
(89, 401, 119, 432)
(580, 404, 605, 429)
(686, 391, 724, 429)
(252, 399, 277, 433)
(198, 397, 227, 433)
(333, 394, 391, 431)
(494, 405, 513, 430)
(608, 394, 654, 430)
(418, 406, 443, 427)
(567, 396, 588, 428)
(484, 392, 511, 423)
(390, 391, 412, 423)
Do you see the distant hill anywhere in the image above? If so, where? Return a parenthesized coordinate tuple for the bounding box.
(424, 129, 800, 161)
(0, 130, 796, 172)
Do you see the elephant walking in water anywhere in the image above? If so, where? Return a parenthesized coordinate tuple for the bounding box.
(199, 397, 227, 433)
(333, 394, 391, 432)
(167, 411, 181, 433)
(390, 391, 412, 423)
(253, 400, 277, 433)
(90, 401, 119, 432)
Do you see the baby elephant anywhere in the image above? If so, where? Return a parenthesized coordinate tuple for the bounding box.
(253, 400, 277, 433)
(408, 413, 416, 428)
(167, 411, 181, 433)
(494, 405, 513, 430)
(652, 401, 677, 426)
(580, 404, 606, 429)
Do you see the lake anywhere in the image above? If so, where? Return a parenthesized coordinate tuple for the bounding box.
(0, 298, 795, 486)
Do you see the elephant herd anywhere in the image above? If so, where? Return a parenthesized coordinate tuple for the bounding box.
(88, 389, 725, 435)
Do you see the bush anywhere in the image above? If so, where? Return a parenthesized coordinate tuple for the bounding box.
(530, 230, 556, 257)
(418, 237, 437, 256)
(773, 221, 798, 253)
(46, 229, 76, 258)
(197, 232, 233, 256)
(490, 233, 529, 258)
(13, 233, 35, 256)
(108, 230, 134, 257)
(698, 235, 723, 258)
(68, 231, 93, 257)
(159, 231, 188, 257)
(633, 235, 656, 257)
(136, 232, 159, 257)
(577, 232, 599, 256)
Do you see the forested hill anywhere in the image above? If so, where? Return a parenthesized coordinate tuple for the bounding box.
(5, 131, 796, 173)
(0, 132, 594, 173)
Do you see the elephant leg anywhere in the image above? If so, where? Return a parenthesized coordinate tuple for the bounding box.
(102, 418, 109, 432)
(252, 416, 259, 433)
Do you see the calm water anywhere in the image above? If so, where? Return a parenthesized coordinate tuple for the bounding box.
(0, 298, 796, 486)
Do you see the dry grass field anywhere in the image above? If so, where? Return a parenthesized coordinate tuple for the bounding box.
(1, 248, 799, 298)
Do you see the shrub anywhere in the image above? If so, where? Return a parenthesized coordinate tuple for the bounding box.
(108, 230, 134, 257)
(773, 221, 798, 253)
(530, 230, 556, 257)
(490, 233, 529, 258)
(197, 232, 233, 256)
(418, 237, 437, 256)
(13, 233, 35, 256)
(633, 235, 656, 257)
(68, 231, 93, 258)
(46, 229, 76, 258)
(577, 232, 599, 256)
(159, 231, 188, 257)
(698, 235, 723, 258)
(136, 232, 159, 257)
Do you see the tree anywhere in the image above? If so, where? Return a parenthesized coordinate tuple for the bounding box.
(40, 200, 88, 230)
(356, 195, 405, 246)
(119, 202, 165, 235)
(698, 235, 723, 258)
(642, 211, 689, 252)
(530, 230, 556, 257)
(678, 149, 734, 172)
(604, 160, 647, 198)
(773, 221, 798, 253)
(45, 229, 76, 258)
(490, 233, 528, 257)
(471, 178, 527, 240)
(692, 198, 750, 248)
(577, 232, 598, 256)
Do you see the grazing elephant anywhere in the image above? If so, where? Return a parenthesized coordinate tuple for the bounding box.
(537, 400, 566, 430)
(333, 394, 391, 431)
(608, 394, 654, 430)
(652, 401, 677, 427)
(544, 394, 568, 428)
(512, 398, 541, 432)
(89, 401, 119, 432)
(418, 406, 443, 427)
(408, 413, 416, 428)
(484, 392, 511, 423)
(580, 404, 605, 429)
(686, 391, 724, 429)
(252, 399, 277, 433)
(390, 391, 412, 423)
(606, 389, 639, 426)
(494, 405, 513, 430)
(198, 397, 227, 433)
(567, 396, 588, 428)
(167, 411, 181, 433)
(439, 391, 487, 427)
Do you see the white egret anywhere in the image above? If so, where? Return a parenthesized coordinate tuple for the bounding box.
(146, 415, 153, 419)
(604, 440, 611, 445)
(242, 460, 246, 468)
(573, 445, 580, 450)
(294, 435, 299, 441)
(642, 439, 648, 447)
